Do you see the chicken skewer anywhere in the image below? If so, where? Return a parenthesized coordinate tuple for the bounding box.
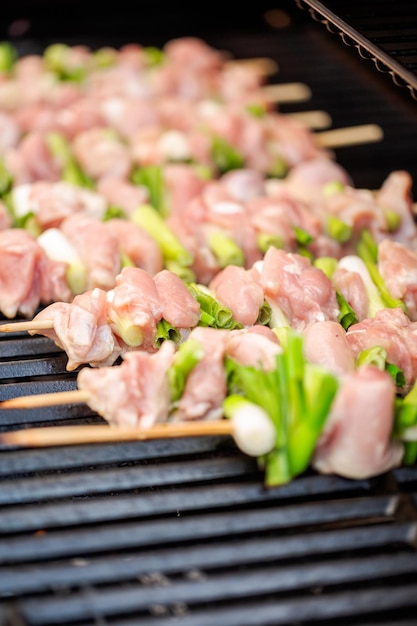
(1, 324, 416, 486)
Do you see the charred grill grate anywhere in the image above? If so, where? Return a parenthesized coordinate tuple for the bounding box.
(1, 2, 417, 624)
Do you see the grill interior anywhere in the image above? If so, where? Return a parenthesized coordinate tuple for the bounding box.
(1, 2, 417, 625)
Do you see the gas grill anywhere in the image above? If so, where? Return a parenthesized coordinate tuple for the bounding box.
(1, 2, 417, 624)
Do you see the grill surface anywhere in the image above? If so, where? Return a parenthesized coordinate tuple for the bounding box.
(1, 2, 417, 625)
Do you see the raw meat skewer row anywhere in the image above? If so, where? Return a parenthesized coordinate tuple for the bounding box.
(1, 325, 416, 486)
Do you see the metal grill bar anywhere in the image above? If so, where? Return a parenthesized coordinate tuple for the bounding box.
(1, 523, 416, 596)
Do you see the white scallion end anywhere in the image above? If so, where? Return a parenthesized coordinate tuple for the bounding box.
(231, 402, 276, 457)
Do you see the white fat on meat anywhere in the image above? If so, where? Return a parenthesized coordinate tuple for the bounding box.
(302, 320, 356, 376)
(259, 246, 340, 332)
(378, 238, 417, 321)
(209, 264, 265, 327)
(30, 288, 123, 371)
(312, 365, 403, 479)
(77, 340, 177, 428)
(346, 307, 417, 394)
(0, 111, 20, 154)
(172, 326, 230, 422)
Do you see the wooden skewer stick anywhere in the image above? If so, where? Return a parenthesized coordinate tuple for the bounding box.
(262, 82, 312, 103)
(315, 124, 384, 148)
(287, 110, 332, 130)
(0, 320, 54, 333)
(0, 420, 235, 447)
(226, 57, 279, 76)
(0, 389, 90, 409)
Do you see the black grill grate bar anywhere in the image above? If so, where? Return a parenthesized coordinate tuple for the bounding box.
(0, 437, 229, 476)
(1, 523, 415, 596)
(0, 356, 71, 380)
(0, 336, 63, 359)
(102, 583, 417, 626)
(0, 495, 399, 563)
(0, 455, 257, 504)
(0, 480, 397, 534)
(11, 554, 417, 625)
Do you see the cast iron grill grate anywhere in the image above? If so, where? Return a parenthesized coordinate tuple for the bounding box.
(1, 3, 417, 624)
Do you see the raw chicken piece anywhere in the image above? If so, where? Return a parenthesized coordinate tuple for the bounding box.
(105, 218, 164, 276)
(60, 213, 121, 290)
(378, 238, 417, 321)
(153, 269, 201, 329)
(209, 264, 265, 327)
(259, 246, 340, 332)
(302, 320, 356, 376)
(312, 365, 403, 479)
(77, 340, 177, 428)
(172, 326, 229, 421)
(346, 307, 417, 394)
(226, 325, 282, 370)
(30, 288, 122, 371)
(0, 229, 44, 318)
(107, 266, 164, 353)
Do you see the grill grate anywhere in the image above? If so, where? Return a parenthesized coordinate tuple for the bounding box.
(1, 2, 417, 624)
(296, 0, 417, 99)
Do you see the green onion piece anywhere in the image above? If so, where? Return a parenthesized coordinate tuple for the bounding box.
(168, 338, 204, 403)
(164, 260, 196, 284)
(223, 394, 276, 457)
(0, 159, 13, 197)
(130, 165, 166, 215)
(187, 283, 243, 330)
(13, 212, 41, 237)
(120, 253, 135, 269)
(155, 319, 182, 348)
(143, 46, 165, 67)
(357, 229, 406, 312)
(66, 261, 88, 296)
(293, 225, 313, 246)
(0, 42, 17, 73)
(385, 362, 406, 389)
(313, 256, 337, 279)
(245, 103, 266, 118)
(46, 132, 94, 188)
(93, 47, 118, 68)
(256, 232, 284, 254)
(357, 345, 387, 370)
(256, 300, 272, 326)
(326, 215, 353, 243)
(267, 157, 288, 179)
(382, 207, 401, 232)
(323, 180, 345, 197)
(287, 362, 338, 476)
(336, 292, 358, 330)
(211, 136, 245, 174)
(131, 204, 193, 267)
(43, 43, 86, 82)
(110, 316, 144, 347)
(393, 380, 417, 465)
(207, 231, 245, 269)
(103, 206, 127, 221)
